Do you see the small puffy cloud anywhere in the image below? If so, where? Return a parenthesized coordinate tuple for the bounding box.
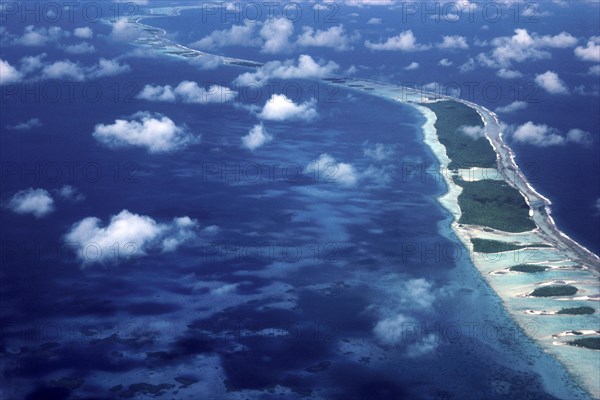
(5, 188, 54, 218)
(574, 37, 600, 62)
(535, 70, 568, 94)
(42, 60, 85, 81)
(458, 125, 486, 139)
(404, 62, 419, 70)
(111, 19, 142, 42)
(260, 17, 294, 54)
(458, 58, 476, 73)
(361, 165, 395, 188)
(438, 58, 453, 67)
(191, 54, 223, 70)
(137, 81, 236, 104)
(235, 54, 338, 86)
(258, 94, 318, 122)
(422, 82, 460, 98)
(90, 58, 130, 78)
(365, 30, 429, 51)
(56, 185, 85, 202)
(193, 19, 358, 53)
(495, 101, 527, 113)
(191, 20, 260, 50)
(373, 314, 412, 346)
(20, 53, 47, 74)
(73, 27, 93, 39)
(512, 122, 593, 147)
(512, 121, 564, 146)
(296, 25, 360, 51)
(436, 35, 468, 50)
(496, 68, 523, 79)
(478, 29, 578, 68)
(364, 143, 394, 161)
(305, 153, 358, 187)
(0, 58, 23, 84)
(212, 283, 239, 295)
(588, 65, 600, 76)
(573, 85, 600, 96)
(399, 278, 437, 310)
(367, 17, 382, 25)
(64, 210, 198, 265)
(406, 333, 439, 358)
(93, 111, 195, 153)
(137, 84, 176, 102)
(14, 25, 67, 46)
(566, 129, 593, 145)
(7, 118, 42, 130)
(535, 31, 578, 48)
(64, 42, 96, 54)
(241, 123, 272, 150)
(41, 58, 130, 81)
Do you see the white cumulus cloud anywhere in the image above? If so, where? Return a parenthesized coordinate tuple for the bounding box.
(235, 54, 338, 86)
(364, 143, 394, 161)
(0, 59, 23, 84)
(535, 70, 568, 94)
(73, 27, 93, 39)
(566, 129, 593, 145)
(477, 29, 578, 68)
(5, 188, 55, 218)
(495, 101, 528, 113)
(436, 35, 468, 50)
(459, 125, 486, 139)
(137, 81, 236, 104)
(56, 185, 85, 202)
(64, 210, 198, 265)
(260, 17, 294, 54)
(496, 68, 523, 79)
(191, 20, 261, 50)
(575, 37, 600, 62)
(241, 123, 272, 150)
(404, 62, 419, 70)
(438, 58, 453, 67)
(406, 333, 439, 358)
(14, 25, 67, 46)
(92, 111, 195, 153)
(373, 314, 412, 346)
(258, 94, 318, 122)
(305, 153, 358, 187)
(7, 118, 42, 130)
(296, 25, 360, 51)
(365, 30, 429, 51)
(512, 121, 564, 146)
(64, 42, 96, 54)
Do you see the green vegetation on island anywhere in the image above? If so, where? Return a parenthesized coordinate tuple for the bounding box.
(455, 178, 536, 232)
(509, 264, 548, 273)
(471, 238, 525, 253)
(567, 337, 600, 350)
(530, 285, 578, 297)
(471, 238, 551, 253)
(421, 101, 497, 170)
(556, 306, 596, 315)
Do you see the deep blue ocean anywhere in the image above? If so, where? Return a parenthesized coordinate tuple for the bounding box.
(0, 1, 597, 399)
(142, 1, 600, 255)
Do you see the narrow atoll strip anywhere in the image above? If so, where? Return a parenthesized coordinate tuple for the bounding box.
(119, 8, 599, 398)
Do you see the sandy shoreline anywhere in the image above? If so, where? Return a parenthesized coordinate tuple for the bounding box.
(117, 8, 599, 397)
(406, 95, 600, 399)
